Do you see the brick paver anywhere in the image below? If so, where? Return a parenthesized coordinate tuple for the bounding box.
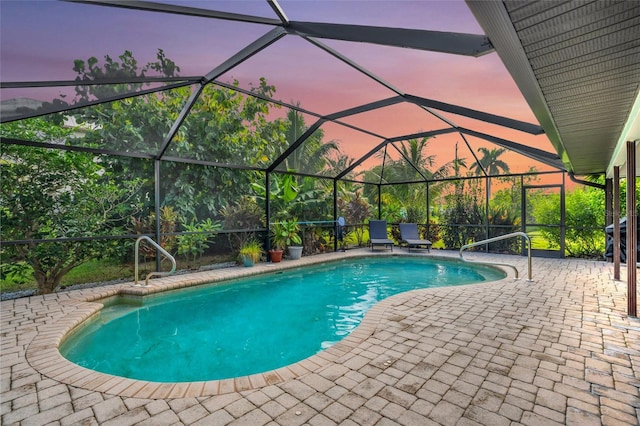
(2, 250, 640, 425)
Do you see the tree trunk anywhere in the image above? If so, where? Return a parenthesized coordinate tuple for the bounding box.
(36, 274, 63, 295)
(31, 255, 77, 295)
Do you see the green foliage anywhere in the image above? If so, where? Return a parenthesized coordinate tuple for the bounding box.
(439, 189, 485, 249)
(1, 51, 348, 292)
(0, 261, 31, 286)
(362, 138, 461, 227)
(252, 173, 300, 216)
(486, 207, 521, 253)
(1, 119, 145, 294)
(176, 218, 221, 263)
(531, 186, 605, 257)
(423, 221, 441, 245)
(72, 49, 180, 102)
(338, 191, 371, 246)
(159, 79, 287, 220)
(301, 227, 330, 255)
(288, 176, 333, 221)
(253, 173, 333, 223)
(491, 181, 521, 215)
(70, 50, 288, 221)
(529, 192, 558, 250)
(283, 108, 340, 175)
(271, 219, 302, 251)
(238, 238, 264, 264)
(380, 201, 403, 224)
(470, 147, 510, 176)
(129, 206, 179, 257)
(616, 178, 640, 212)
(8, 47, 616, 292)
(220, 196, 265, 252)
(405, 205, 425, 224)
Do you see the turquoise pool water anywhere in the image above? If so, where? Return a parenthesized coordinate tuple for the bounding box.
(60, 257, 504, 382)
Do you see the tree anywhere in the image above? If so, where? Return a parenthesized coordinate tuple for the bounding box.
(439, 188, 485, 249)
(470, 147, 510, 176)
(531, 186, 606, 257)
(280, 109, 340, 222)
(250, 107, 343, 225)
(283, 108, 340, 175)
(68, 50, 287, 222)
(1, 119, 145, 293)
(159, 79, 286, 221)
(467, 147, 511, 241)
(4, 50, 288, 292)
(72, 49, 180, 102)
(363, 138, 462, 223)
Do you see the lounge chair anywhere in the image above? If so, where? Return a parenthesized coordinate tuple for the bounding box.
(399, 223, 432, 253)
(368, 220, 394, 251)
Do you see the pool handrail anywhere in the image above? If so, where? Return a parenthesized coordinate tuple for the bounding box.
(459, 232, 533, 282)
(134, 236, 176, 286)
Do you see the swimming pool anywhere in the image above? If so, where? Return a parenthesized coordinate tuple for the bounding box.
(60, 256, 504, 382)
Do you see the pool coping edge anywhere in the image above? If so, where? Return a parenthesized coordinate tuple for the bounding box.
(25, 250, 511, 398)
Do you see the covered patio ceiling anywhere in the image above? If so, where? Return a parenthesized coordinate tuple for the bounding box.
(467, 0, 640, 178)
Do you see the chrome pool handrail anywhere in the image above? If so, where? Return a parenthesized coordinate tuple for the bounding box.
(134, 236, 177, 286)
(459, 232, 532, 282)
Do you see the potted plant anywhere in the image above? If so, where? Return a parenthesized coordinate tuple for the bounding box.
(270, 219, 302, 262)
(238, 238, 264, 267)
(287, 221, 303, 260)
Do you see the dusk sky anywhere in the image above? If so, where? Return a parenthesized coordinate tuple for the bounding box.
(0, 0, 559, 178)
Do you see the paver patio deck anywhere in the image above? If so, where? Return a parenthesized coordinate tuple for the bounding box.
(1, 250, 639, 425)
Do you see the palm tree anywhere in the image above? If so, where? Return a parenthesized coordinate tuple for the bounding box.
(470, 147, 510, 176)
(283, 108, 340, 174)
(468, 147, 511, 221)
(386, 137, 464, 183)
(274, 107, 344, 221)
(398, 138, 436, 177)
(326, 153, 354, 176)
(368, 138, 466, 221)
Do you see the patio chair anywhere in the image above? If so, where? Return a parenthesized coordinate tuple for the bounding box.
(399, 223, 432, 253)
(368, 220, 394, 251)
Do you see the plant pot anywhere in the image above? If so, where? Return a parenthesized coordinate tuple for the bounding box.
(241, 255, 255, 267)
(288, 246, 303, 260)
(269, 249, 283, 263)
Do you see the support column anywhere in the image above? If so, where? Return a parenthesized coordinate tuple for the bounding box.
(626, 142, 637, 317)
(605, 178, 613, 227)
(485, 176, 490, 250)
(333, 180, 338, 252)
(265, 172, 271, 254)
(614, 166, 620, 280)
(560, 173, 566, 258)
(154, 160, 162, 271)
(426, 181, 430, 239)
(520, 175, 526, 255)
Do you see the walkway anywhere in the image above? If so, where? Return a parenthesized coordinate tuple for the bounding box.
(1, 250, 639, 425)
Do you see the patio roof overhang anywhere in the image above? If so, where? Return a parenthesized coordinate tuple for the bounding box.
(466, 0, 640, 178)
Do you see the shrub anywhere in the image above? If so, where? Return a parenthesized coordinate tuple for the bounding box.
(220, 196, 265, 252)
(176, 218, 221, 264)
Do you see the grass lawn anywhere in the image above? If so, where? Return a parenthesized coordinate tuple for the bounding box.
(1, 254, 234, 295)
(527, 230, 557, 250)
